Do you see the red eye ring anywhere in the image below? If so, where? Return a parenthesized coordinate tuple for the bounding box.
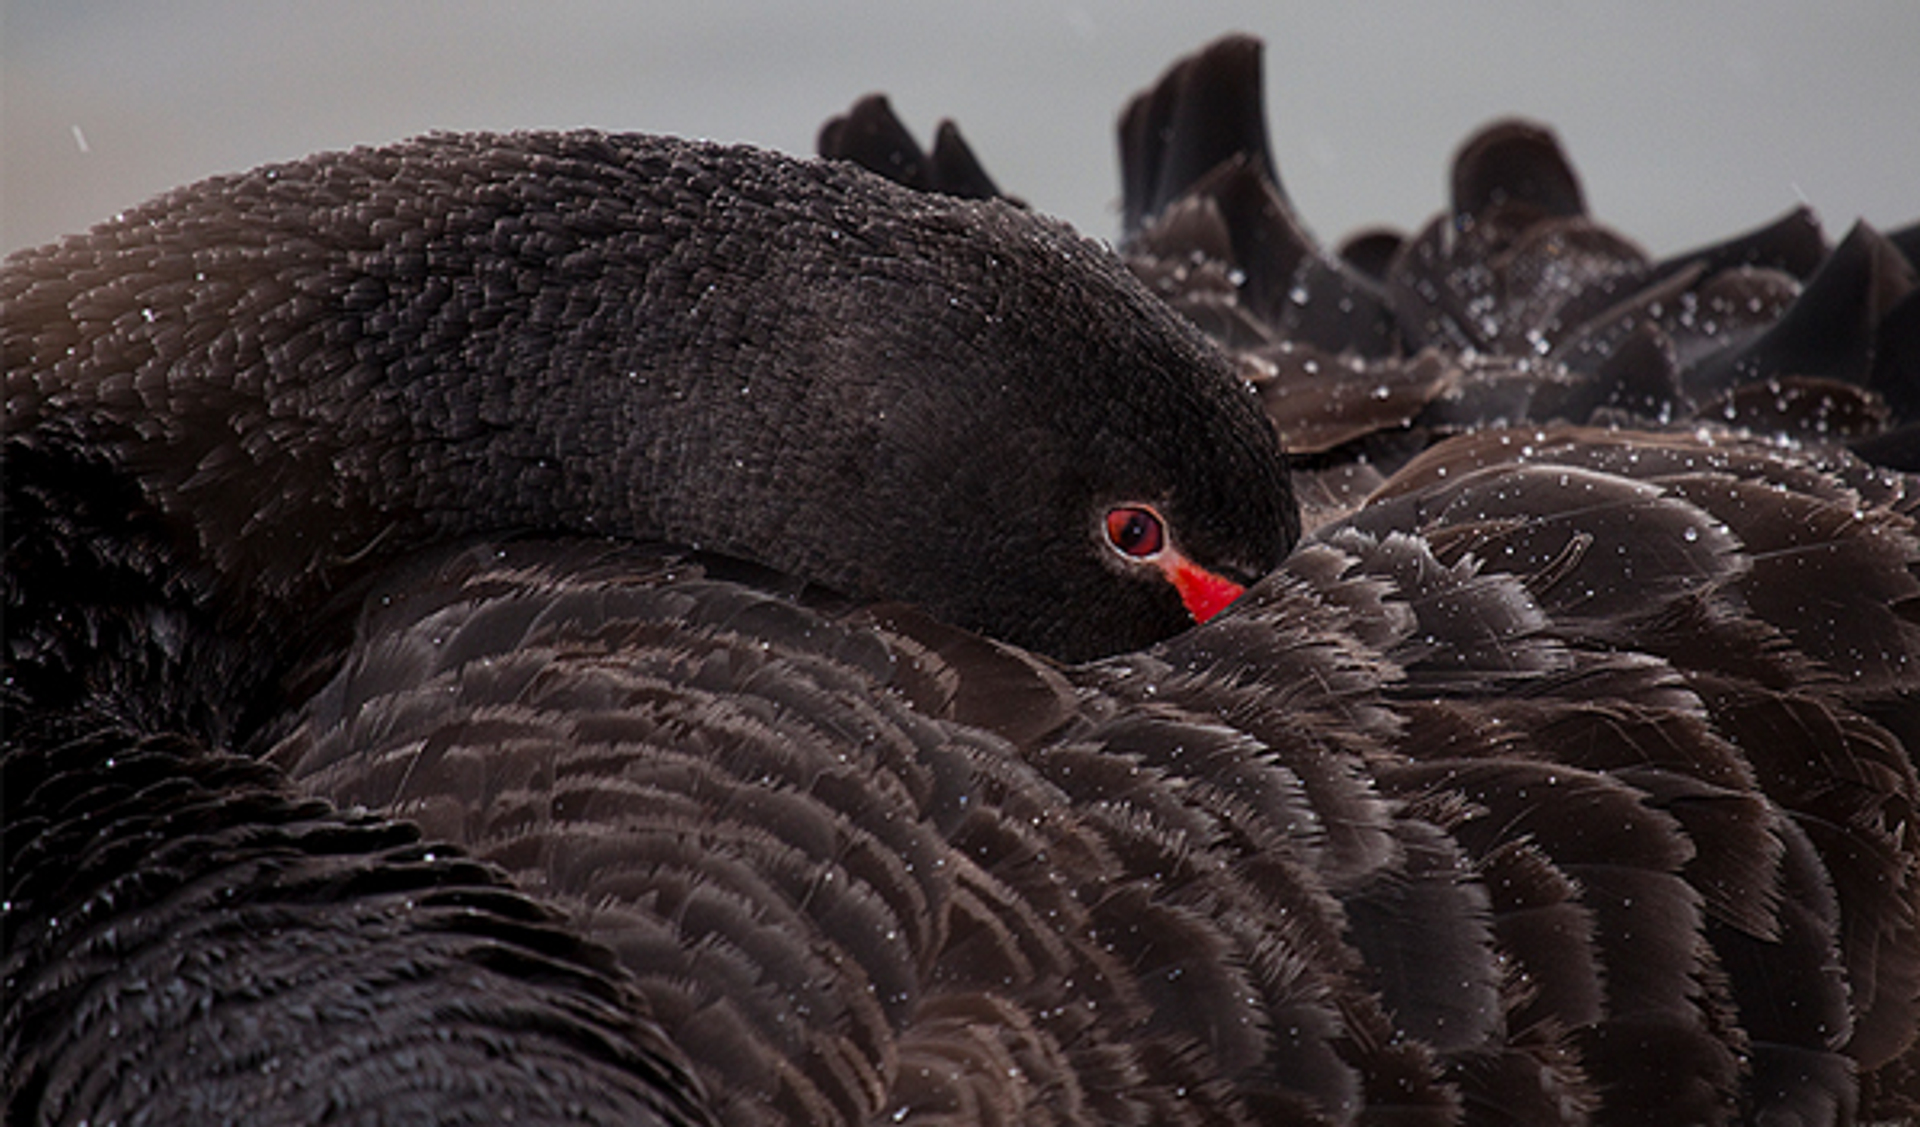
(1105, 506, 1165, 558)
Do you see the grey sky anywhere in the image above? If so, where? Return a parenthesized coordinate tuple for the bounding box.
(5, 2, 1916, 257)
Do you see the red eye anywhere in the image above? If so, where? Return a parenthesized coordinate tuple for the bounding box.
(1105, 506, 1165, 558)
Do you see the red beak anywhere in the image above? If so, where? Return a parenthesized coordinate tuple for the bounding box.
(1163, 557, 1246, 623)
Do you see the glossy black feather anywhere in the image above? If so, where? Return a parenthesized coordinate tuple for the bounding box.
(1103, 38, 1916, 488)
(1117, 32, 1282, 236)
(3, 722, 713, 1127)
(817, 95, 1006, 202)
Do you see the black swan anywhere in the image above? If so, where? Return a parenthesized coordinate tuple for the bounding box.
(8, 32, 1918, 1127)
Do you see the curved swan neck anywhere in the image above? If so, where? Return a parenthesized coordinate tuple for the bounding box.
(4, 129, 1297, 732)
